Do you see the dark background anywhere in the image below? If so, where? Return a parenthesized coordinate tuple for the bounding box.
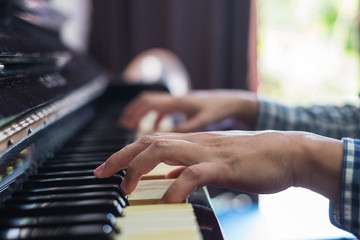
(88, 0, 257, 91)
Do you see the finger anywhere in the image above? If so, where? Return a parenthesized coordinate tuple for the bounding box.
(120, 92, 164, 129)
(143, 103, 182, 132)
(119, 97, 147, 129)
(121, 104, 152, 130)
(121, 93, 178, 130)
(94, 135, 155, 178)
(120, 149, 162, 193)
(166, 166, 187, 179)
(121, 139, 205, 193)
(153, 112, 168, 132)
(160, 163, 221, 203)
(174, 113, 210, 132)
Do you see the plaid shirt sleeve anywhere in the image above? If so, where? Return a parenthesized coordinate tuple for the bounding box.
(330, 138, 360, 238)
(256, 100, 360, 139)
(255, 100, 360, 237)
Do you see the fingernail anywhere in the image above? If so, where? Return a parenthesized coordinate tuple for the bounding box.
(94, 163, 105, 176)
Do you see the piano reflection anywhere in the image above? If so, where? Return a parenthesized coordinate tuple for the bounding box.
(0, 0, 224, 239)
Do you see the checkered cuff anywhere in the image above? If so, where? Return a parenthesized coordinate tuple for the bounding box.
(330, 138, 360, 238)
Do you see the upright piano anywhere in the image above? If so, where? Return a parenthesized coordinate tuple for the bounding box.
(0, 1, 224, 239)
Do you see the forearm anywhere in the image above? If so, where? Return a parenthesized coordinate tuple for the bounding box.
(256, 100, 360, 139)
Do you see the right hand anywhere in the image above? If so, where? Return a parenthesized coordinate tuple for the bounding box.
(94, 130, 343, 204)
(119, 90, 259, 132)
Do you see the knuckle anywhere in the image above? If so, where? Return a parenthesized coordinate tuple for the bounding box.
(138, 135, 153, 144)
(182, 166, 201, 181)
(153, 139, 170, 148)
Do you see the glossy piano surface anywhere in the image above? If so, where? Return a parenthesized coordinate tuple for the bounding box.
(0, 86, 224, 240)
(0, 0, 105, 126)
(0, 1, 224, 239)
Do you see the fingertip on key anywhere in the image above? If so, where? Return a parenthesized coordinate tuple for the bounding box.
(94, 163, 105, 177)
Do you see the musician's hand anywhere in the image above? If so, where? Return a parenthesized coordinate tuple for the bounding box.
(119, 90, 259, 132)
(94, 130, 343, 204)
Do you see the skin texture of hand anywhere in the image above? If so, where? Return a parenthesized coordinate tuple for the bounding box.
(94, 130, 343, 204)
(119, 90, 259, 132)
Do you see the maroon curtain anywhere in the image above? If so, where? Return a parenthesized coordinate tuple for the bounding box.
(89, 0, 256, 90)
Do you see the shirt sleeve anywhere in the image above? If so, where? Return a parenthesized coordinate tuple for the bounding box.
(329, 138, 360, 238)
(256, 100, 360, 139)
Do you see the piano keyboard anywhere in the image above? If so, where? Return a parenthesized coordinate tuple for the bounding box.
(127, 179, 176, 205)
(116, 204, 200, 240)
(0, 108, 203, 240)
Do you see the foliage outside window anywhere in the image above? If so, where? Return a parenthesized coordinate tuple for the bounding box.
(258, 0, 360, 106)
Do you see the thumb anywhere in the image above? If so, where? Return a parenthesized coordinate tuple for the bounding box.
(174, 113, 209, 132)
(160, 163, 219, 203)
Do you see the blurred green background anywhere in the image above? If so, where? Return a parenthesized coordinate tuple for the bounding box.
(257, 0, 360, 105)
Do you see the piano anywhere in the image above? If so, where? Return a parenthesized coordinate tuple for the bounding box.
(0, 0, 224, 239)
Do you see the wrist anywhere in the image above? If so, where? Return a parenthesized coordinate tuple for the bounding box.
(293, 133, 343, 203)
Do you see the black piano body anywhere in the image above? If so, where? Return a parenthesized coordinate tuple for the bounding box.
(0, 1, 224, 239)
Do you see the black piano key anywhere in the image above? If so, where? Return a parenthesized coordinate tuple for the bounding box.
(12, 184, 129, 205)
(66, 134, 127, 142)
(0, 213, 118, 232)
(48, 154, 111, 163)
(73, 135, 130, 141)
(28, 169, 126, 179)
(22, 175, 123, 189)
(46, 157, 108, 163)
(58, 145, 122, 154)
(28, 170, 96, 179)
(41, 160, 104, 166)
(0, 106, 140, 239)
(6, 191, 126, 207)
(50, 152, 113, 160)
(0, 199, 123, 217)
(65, 138, 130, 147)
(37, 162, 104, 172)
(89, 128, 133, 134)
(70, 132, 133, 140)
(0, 224, 115, 240)
(62, 142, 125, 149)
